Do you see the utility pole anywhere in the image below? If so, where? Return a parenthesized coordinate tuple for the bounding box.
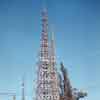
(22, 76, 25, 100)
(13, 95, 16, 100)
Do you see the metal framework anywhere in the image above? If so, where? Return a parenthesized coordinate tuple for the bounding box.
(49, 32, 60, 100)
(36, 8, 59, 100)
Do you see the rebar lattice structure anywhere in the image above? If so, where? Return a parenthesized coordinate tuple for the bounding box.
(49, 32, 60, 100)
(36, 8, 59, 100)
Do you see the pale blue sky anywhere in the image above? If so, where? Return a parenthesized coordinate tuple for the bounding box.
(0, 0, 100, 100)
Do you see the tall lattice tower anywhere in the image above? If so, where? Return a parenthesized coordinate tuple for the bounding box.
(36, 8, 60, 100)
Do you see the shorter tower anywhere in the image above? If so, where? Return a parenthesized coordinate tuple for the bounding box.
(49, 32, 60, 100)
